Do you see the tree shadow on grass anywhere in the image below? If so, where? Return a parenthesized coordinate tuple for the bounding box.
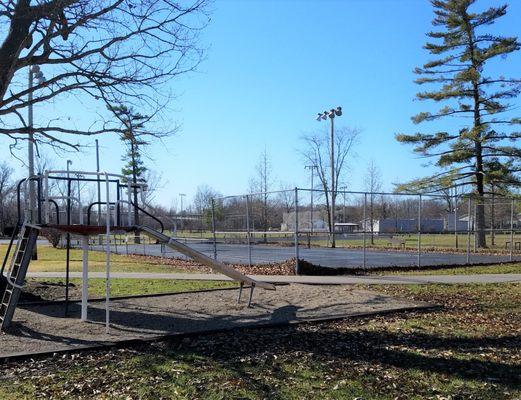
(158, 323, 521, 393)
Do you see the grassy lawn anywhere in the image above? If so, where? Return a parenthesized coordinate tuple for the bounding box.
(375, 262, 521, 275)
(311, 232, 521, 252)
(0, 244, 196, 274)
(127, 230, 521, 253)
(26, 277, 236, 299)
(1, 283, 519, 399)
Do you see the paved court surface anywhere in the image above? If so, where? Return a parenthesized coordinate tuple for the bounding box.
(90, 242, 519, 269)
(0, 285, 433, 359)
(27, 272, 521, 285)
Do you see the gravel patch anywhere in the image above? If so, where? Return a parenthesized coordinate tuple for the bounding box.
(0, 284, 431, 359)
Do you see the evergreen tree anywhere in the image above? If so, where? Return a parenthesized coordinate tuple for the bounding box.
(396, 0, 520, 248)
(109, 104, 150, 241)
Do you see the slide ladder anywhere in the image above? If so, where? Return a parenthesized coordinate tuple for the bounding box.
(137, 225, 275, 291)
(0, 224, 40, 330)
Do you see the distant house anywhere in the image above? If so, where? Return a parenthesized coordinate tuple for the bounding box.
(445, 213, 470, 231)
(334, 222, 360, 233)
(281, 211, 328, 232)
(362, 218, 444, 233)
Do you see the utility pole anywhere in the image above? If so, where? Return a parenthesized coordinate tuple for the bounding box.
(27, 66, 45, 260)
(316, 106, 342, 248)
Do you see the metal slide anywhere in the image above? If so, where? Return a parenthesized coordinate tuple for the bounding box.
(137, 226, 276, 290)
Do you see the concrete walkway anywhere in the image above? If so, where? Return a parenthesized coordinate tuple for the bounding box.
(26, 272, 521, 285)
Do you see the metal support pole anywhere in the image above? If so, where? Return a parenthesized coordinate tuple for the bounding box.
(245, 195, 252, 267)
(363, 193, 367, 269)
(81, 235, 89, 322)
(237, 282, 243, 304)
(466, 198, 472, 264)
(510, 198, 514, 262)
(211, 198, 217, 260)
(27, 68, 35, 224)
(104, 173, 111, 334)
(343, 190, 346, 222)
(330, 116, 336, 248)
(65, 178, 71, 316)
(310, 172, 314, 234)
(96, 140, 101, 227)
(454, 191, 458, 249)
(473, 202, 478, 252)
(247, 283, 255, 308)
(294, 188, 300, 274)
(417, 194, 422, 268)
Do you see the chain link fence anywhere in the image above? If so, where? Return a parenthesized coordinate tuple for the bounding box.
(80, 188, 520, 271)
(208, 189, 521, 271)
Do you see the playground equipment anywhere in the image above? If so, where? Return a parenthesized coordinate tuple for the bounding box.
(0, 171, 274, 332)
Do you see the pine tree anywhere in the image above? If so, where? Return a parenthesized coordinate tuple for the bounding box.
(109, 104, 150, 241)
(396, 0, 520, 248)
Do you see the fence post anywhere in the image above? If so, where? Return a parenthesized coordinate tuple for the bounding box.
(211, 198, 217, 260)
(417, 194, 422, 268)
(454, 193, 458, 249)
(473, 201, 478, 252)
(245, 194, 252, 268)
(510, 198, 514, 262)
(294, 187, 300, 275)
(363, 193, 367, 269)
(466, 197, 472, 264)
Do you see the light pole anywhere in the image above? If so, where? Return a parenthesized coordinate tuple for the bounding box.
(27, 65, 46, 224)
(316, 106, 342, 247)
(66, 160, 72, 178)
(304, 165, 317, 233)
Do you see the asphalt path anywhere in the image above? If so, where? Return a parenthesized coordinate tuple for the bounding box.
(90, 241, 519, 269)
(27, 271, 521, 285)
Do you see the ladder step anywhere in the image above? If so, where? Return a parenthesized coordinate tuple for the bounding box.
(1, 223, 38, 330)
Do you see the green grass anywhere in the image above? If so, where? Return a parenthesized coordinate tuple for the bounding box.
(309, 232, 521, 252)
(1, 283, 519, 399)
(0, 244, 193, 274)
(375, 262, 521, 275)
(27, 277, 236, 299)
(120, 230, 521, 253)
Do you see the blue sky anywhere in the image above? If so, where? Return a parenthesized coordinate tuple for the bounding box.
(5, 0, 521, 208)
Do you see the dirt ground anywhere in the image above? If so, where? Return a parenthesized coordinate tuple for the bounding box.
(0, 284, 432, 359)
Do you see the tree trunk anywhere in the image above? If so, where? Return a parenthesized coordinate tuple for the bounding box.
(465, 13, 487, 249)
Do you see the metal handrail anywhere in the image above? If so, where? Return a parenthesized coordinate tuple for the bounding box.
(130, 201, 164, 233)
(86, 201, 116, 225)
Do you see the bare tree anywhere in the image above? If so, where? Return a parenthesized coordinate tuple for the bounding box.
(301, 126, 359, 245)
(0, 162, 15, 235)
(141, 170, 162, 205)
(0, 0, 209, 151)
(249, 149, 273, 239)
(193, 184, 220, 214)
(277, 182, 295, 214)
(364, 159, 382, 245)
